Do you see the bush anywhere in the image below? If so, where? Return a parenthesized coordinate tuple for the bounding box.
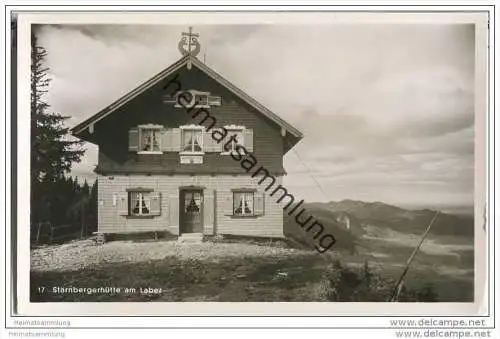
(321, 260, 439, 302)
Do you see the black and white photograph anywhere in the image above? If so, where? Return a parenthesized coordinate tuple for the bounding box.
(25, 20, 481, 305)
(7, 9, 492, 333)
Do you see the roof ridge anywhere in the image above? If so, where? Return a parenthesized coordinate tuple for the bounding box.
(71, 54, 303, 142)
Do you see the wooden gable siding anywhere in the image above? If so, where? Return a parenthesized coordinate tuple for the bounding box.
(81, 64, 286, 175)
(98, 174, 284, 237)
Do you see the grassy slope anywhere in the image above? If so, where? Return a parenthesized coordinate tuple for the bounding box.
(31, 251, 473, 302)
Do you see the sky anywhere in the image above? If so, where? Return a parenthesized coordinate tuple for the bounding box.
(36, 23, 476, 208)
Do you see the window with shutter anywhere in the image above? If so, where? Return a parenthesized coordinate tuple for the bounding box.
(139, 129, 161, 153)
(180, 125, 204, 155)
(119, 190, 161, 217)
(174, 90, 210, 108)
(182, 129, 203, 153)
(129, 125, 164, 153)
(233, 191, 254, 216)
(231, 190, 264, 217)
(129, 191, 151, 216)
(221, 127, 245, 155)
(171, 90, 222, 108)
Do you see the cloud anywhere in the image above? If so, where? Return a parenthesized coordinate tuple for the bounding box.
(36, 23, 475, 207)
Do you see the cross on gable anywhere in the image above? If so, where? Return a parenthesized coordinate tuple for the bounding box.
(182, 27, 199, 44)
(178, 26, 201, 58)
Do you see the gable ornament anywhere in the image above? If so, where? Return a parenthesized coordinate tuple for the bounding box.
(178, 26, 200, 69)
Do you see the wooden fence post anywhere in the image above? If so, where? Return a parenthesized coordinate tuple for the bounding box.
(35, 222, 42, 244)
(80, 204, 85, 239)
(49, 223, 54, 244)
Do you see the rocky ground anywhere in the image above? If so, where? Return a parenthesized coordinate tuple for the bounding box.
(31, 238, 308, 272)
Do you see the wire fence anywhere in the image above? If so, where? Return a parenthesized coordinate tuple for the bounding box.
(31, 218, 96, 247)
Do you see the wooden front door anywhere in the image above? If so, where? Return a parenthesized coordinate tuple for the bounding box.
(180, 189, 204, 234)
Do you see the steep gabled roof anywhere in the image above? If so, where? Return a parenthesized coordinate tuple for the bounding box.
(70, 55, 303, 144)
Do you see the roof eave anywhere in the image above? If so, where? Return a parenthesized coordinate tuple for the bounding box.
(190, 57, 304, 139)
(70, 55, 304, 142)
(70, 55, 190, 136)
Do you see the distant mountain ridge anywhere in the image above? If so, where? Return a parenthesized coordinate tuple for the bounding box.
(305, 200, 474, 237)
(284, 199, 474, 253)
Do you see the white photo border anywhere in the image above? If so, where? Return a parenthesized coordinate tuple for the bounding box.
(3, 4, 495, 331)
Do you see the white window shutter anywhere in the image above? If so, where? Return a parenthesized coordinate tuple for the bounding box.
(161, 129, 173, 152)
(117, 195, 129, 216)
(171, 128, 182, 152)
(203, 130, 215, 152)
(203, 190, 215, 235)
(168, 195, 179, 228)
(209, 129, 223, 152)
(254, 192, 265, 216)
(150, 192, 161, 216)
(208, 96, 221, 106)
(214, 140, 223, 152)
(243, 129, 254, 152)
(222, 191, 233, 216)
(128, 128, 139, 151)
(202, 130, 211, 152)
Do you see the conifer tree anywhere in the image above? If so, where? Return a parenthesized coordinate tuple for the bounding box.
(82, 179, 90, 197)
(31, 27, 85, 224)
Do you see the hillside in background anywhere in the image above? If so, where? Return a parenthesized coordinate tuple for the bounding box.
(284, 199, 474, 252)
(284, 199, 474, 301)
(309, 200, 473, 236)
